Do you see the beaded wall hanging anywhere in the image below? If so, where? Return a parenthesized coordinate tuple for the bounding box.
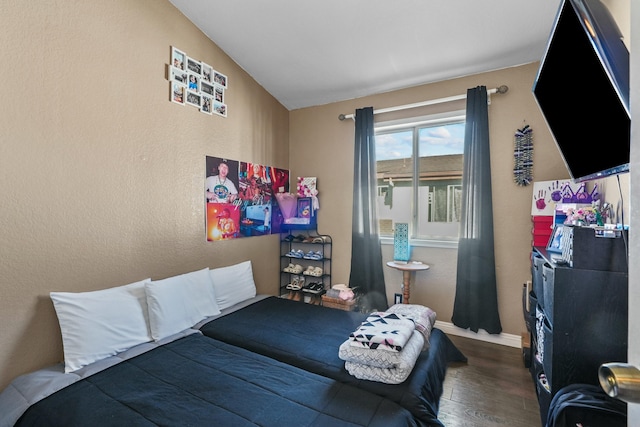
(514, 124, 533, 186)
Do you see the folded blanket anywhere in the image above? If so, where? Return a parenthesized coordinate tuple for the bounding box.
(349, 312, 415, 352)
(386, 304, 436, 351)
(340, 330, 424, 384)
(339, 330, 425, 369)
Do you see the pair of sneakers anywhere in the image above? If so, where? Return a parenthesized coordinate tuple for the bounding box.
(303, 282, 324, 294)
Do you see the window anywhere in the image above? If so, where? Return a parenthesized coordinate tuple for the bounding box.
(375, 111, 465, 243)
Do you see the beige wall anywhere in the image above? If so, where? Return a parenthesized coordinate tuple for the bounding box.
(1, 0, 631, 395)
(0, 0, 288, 390)
(290, 64, 629, 340)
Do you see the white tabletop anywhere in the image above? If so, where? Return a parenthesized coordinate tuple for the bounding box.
(386, 261, 430, 272)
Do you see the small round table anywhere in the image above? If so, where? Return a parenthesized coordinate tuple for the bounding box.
(386, 261, 430, 304)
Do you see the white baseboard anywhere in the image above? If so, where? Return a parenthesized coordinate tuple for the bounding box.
(435, 320, 522, 348)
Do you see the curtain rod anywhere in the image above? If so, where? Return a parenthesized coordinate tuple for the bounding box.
(337, 85, 509, 121)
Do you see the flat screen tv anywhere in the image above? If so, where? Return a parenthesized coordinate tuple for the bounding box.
(532, 0, 629, 183)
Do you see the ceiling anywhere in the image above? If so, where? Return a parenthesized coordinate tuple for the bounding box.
(168, 0, 562, 110)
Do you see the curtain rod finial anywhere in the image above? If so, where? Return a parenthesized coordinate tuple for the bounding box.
(497, 85, 509, 94)
(338, 114, 346, 121)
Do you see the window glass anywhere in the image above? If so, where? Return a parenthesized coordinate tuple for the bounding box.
(375, 112, 464, 241)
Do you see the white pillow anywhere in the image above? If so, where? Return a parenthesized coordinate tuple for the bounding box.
(145, 268, 220, 341)
(209, 260, 257, 310)
(50, 278, 152, 373)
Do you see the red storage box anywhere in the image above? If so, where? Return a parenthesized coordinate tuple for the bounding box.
(532, 216, 553, 247)
(533, 235, 550, 247)
(532, 215, 554, 228)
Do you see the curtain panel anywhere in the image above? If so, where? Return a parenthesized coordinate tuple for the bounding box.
(349, 107, 388, 312)
(451, 86, 502, 334)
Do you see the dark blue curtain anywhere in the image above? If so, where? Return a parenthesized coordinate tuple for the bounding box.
(349, 107, 388, 312)
(451, 86, 502, 334)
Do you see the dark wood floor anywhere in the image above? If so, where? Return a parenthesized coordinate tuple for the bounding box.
(437, 334, 542, 427)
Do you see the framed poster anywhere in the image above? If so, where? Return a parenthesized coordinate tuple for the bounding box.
(297, 197, 312, 219)
(201, 62, 213, 83)
(186, 90, 201, 107)
(170, 82, 185, 105)
(171, 46, 186, 71)
(186, 57, 202, 74)
(169, 66, 188, 85)
(201, 95, 213, 115)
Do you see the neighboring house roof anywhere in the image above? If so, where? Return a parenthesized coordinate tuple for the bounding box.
(376, 154, 463, 182)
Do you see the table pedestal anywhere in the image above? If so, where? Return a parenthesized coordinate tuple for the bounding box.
(386, 261, 430, 304)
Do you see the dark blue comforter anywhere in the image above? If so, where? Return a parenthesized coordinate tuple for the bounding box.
(199, 297, 467, 427)
(15, 334, 419, 427)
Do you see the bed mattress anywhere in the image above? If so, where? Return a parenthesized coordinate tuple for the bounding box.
(198, 296, 467, 426)
(11, 333, 419, 427)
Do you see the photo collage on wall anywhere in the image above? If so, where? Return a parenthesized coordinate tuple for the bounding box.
(169, 46, 228, 117)
(205, 156, 290, 241)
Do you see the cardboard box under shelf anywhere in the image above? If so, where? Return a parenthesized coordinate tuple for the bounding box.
(321, 295, 355, 311)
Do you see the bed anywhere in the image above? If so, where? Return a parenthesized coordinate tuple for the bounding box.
(0, 261, 465, 427)
(3, 331, 420, 427)
(197, 295, 467, 427)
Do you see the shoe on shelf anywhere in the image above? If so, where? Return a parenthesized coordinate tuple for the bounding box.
(308, 251, 323, 260)
(292, 264, 303, 274)
(293, 234, 306, 242)
(311, 236, 328, 243)
(302, 251, 316, 259)
(302, 266, 315, 276)
(304, 282, 325, 294)
(312, 267, 323, 277)
(289, 275, 302, 291)
(286, 275, 299, 290)
(283, 263, 295, 273)
(283, 234, 295, 242)
(302, 282, 322, 294)
(286, 249, 304, 258)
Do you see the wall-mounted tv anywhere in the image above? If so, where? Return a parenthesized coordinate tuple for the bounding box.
(532, 0, 629, 183)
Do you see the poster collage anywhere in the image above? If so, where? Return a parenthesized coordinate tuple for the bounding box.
(169, 46, 228, 117)
(205, 156, 291, 241)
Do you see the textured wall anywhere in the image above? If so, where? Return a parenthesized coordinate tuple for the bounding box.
(289, 63, 629, 339)
(0, 0, 632, 395)
(0, 0, 288, 390)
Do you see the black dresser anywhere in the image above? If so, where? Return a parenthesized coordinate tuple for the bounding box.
(526, 241, 628, 426)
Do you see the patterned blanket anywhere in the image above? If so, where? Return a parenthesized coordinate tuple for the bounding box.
(386, 304, 436, 351)
(340, 305, 438, 384)
(339, 330, 424, 384)
(349, 312, 415, 352)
